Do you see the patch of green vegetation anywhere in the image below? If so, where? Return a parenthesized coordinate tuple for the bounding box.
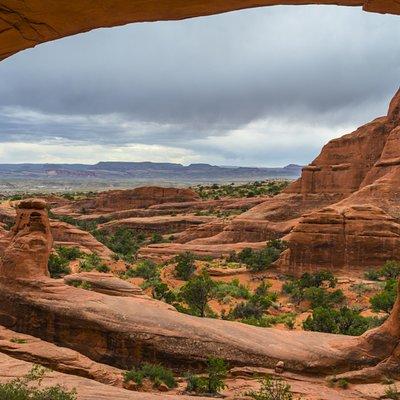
(364, 260, 400, 281)
(124, 363, 177, 389)
(229, 240, 286, 272)
(303, 307, 384, 335)
(370, 279, 397, 313)
(79, 253, 110, 273)
(240, 313, 296, 328)
(10, 337, 27, 344)
(193, 180, 290, 200)
(229, 281, 278, 319)
(94, 228, 146, 263)
(125, 260, 160, 281)
(350, 283, 373, 297)
(0, 364, 77, 400)
(186, 357, 227, 395)
(180, 270, 217, 317)
(48, 246, 82, 278)
(68, 281, 93, 291)
(213, 279, 251, 301)
(174, 252, 196, 280)
(246, 376, 296, 400)
(282, 270, 337, 305)
(302, 286, 345, 309)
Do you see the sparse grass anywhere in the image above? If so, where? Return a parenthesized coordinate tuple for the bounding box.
(246, 376, 296, 400)
(10, 337, 27, 344)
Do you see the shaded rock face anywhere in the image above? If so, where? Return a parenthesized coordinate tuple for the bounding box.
(0, 199, 52, 279)
(0, 0, 399, 62)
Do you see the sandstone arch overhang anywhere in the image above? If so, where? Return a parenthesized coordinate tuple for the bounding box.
(0, 0, 399, 62)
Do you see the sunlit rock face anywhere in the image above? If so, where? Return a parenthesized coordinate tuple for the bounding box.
(0, 199, 52, 279)
(281, 89, 400, 272)
(0, 0, 399, 61)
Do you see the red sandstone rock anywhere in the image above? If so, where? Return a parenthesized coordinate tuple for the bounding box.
(0, 199, 52, 279)
(64, 272, 145, 297)
(99, 215, 215, 235)
(50, 220, 113, 259)
(0, 0, 398, 63)
(53, 186, 199, 216)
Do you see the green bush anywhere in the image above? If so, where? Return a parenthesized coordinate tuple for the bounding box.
(364, 269, 380, 281)
(124, 363, 176, 389)
(126, 260, 160, 280)
(246, 376, 295, 400)
(180, 271, 216, 317)
(213, 279, 251, 301)
(174, 252, 196, 280)
(380, 260, 400, 279)
(237, 240, 286, 272)
(282, 271, 337, 305)
(303, 307, 384, 335)
(303, 287, 345, 309)
(0, 364, 77, 400)
(186, 357, 227, 395)
(94, 228, 145, 262)
(370, 279, 397, 313)
(56, 246, 82, 261)
(79, 253, 109, 273)
(48, 254, 70, 278)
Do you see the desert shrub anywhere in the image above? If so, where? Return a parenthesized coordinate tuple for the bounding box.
(186, 357, 227, 395)
(237, 240, 286, 272)
(303, 287, 345, 309)
(56, 246, 82, 261)
(151, 281, 178, 304)
(94, 228, 145, 262)
(126, 260, 160, 281)
(174, 252, 196, 280)
(149, 233, 164, 244)
(246, 376, 295, 400)
(213, 279, 251, 300)
(364, 269, 381, 281)
(124, 363, 176, 389)
(48, 254, 70, 278)
(282, 271, 337, 305)
(79, 253, 109, 273)
(303, 307, 384, 335)
(370, 279, 397, 313)
(0, 364, 77, 400)
(231, 301, 265, 319)
(350, 283, 372, 297)
(380, 260, 400, 279)
(180, 271, 216, 317)
(241, 313, 296, 329)
(337, 378, 349, 389)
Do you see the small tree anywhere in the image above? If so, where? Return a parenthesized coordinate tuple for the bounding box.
(180, 271, 216, 317)
(174, 252, 196, 280)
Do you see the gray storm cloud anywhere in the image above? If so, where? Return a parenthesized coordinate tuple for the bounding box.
(0, 5, 399, 165)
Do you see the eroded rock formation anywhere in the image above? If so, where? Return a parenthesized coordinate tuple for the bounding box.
(0, 0, 399, 62)
(0, 199, 52, 279)
(1, 201, 400, 385)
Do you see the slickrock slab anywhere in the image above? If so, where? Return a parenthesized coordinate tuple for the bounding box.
(64, 272, 145, 297)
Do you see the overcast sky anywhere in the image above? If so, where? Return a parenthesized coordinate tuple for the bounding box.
(0, 5, 399, 166)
